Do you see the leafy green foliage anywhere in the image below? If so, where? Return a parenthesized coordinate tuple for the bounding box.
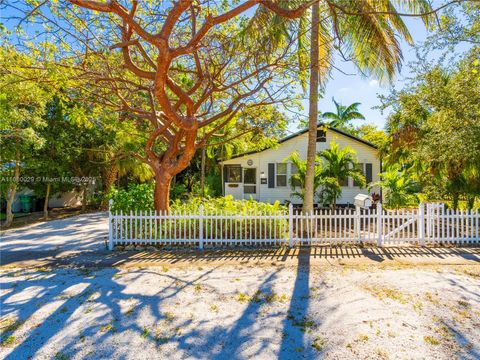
(108, 184, 154, 213)
(381, 47, 480, 209)
(321, 98, 365, 127)
(370, 165, 419, 209)
(318, 142, 366, 208)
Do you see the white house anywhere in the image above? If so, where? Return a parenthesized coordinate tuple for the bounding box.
(220, 124, 381, 206)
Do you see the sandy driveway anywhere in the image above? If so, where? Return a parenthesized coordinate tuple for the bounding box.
(0, 263, 479, 360)
(0, 212, 108, 253)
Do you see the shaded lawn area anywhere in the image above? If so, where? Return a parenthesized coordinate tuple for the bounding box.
(0, 263, 479, 360)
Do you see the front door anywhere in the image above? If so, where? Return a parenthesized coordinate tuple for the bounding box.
(243, 168, 257, 200)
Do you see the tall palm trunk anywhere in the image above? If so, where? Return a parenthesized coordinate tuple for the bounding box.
(303, 3, 320, 214)
(101, 162, 119, 209)
(4, 150, 20, 228)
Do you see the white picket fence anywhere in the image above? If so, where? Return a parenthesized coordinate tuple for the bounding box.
(108, 202, 480, 250)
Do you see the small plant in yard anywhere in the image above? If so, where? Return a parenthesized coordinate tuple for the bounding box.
(291, 316, 316, 333)
(54, 352, 70, 360)
(312, 337, 325, 351)
(163, 312, 175, 322)
(376, 348, 389, 360)
(194, 284, 202, 293)
(161, 266, 169, 273)
(236, 293, 249, 303)
(100, 323, 116, 333)
(356, 333, 369, 342)
(362, 285, 409, 304)
(0, 317, 22, 333)
(1, 335, 16, 347)
(210, 304, 218, 312)
(424, 336, 440, 345)
(141, 327, 150, 338)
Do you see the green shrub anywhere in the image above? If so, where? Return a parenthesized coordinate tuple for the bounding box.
(108, 183, 154, 213)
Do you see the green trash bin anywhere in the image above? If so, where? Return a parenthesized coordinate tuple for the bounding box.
(19, 194, 34, 213)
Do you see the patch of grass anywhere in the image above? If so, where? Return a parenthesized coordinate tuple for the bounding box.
(210, 304, 218, 312)
(194, 284, 202, 293)
(291, 317, 316, 333)
(236, 293, 249, 303)
(1, 335, 15, 347)
(163, 312, 174, 322)
(100, 323, 116, 333)
(0, 317, 22, 334)
(265, 293, 288, 303)
(424, 336, 440, 345)
(425, 292, 440, 305)
(356, 333, 369, 342)
(362, 285, 409, 304)
(458, 300, 470, 308)
(85, 307, 93, 314)
(54, 352, 70, 360)
(376, 348, 389, 360)
(161, 266, 169, 273)
(413, 301, 423, 313)
(312, 337, 325, 351)
(87, 291, 100, 302)
(77, 267, 93, 276)
(141, 327, 149, 338)
(156, 336, 170, 344)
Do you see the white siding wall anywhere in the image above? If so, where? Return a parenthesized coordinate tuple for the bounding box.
(222, 128, 380, 205)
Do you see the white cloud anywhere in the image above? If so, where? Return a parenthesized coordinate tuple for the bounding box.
(369, 80, 379, 87)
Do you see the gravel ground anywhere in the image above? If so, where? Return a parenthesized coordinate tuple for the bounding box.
(0, 263, 479, 360)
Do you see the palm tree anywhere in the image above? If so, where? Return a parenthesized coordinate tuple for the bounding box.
(287, 151, 327, 201)
(370, 165, 418, 209)
(245, 0, 432, 213)
(319, 142, 366, 209)
(321, 98, 365, 127)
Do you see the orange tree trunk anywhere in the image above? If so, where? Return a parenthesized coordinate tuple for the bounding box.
(154, 170, 172, 213)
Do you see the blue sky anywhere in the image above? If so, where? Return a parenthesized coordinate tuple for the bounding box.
(294, 17, 430, 131)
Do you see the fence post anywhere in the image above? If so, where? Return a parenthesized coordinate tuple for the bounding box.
(376, 202, 383, 247)
(108, 199, 113, 251)
(288, 203, 293, 248)
(355, 205, 361, 242)
(199, 204, 204, 250)
(418, 202, 425, 246)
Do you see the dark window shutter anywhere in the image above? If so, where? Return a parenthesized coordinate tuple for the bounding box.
(366, 163, 373, 183)
(223, 166, 228, 183)
(268, 163, 275, 188)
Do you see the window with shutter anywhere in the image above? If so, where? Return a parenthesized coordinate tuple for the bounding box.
(354, 163, 365, 186)
(290, 163, 301, 187)
(276, 163, 287, 187)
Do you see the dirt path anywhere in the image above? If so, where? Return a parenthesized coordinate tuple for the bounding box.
(0, 212, 107, 253)
(0, 263, 479, 360)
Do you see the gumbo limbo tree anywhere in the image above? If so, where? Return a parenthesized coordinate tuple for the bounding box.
(8, 0, 316, 212)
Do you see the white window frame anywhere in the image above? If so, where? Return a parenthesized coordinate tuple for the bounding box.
(276, 162, 287, 187)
